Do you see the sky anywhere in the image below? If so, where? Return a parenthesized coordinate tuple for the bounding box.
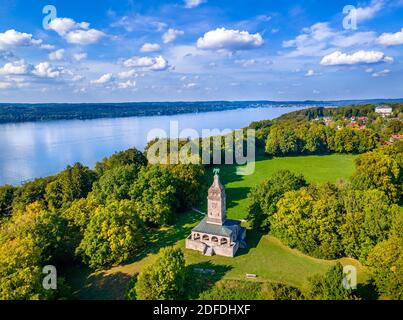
(0, 0, 402, 103)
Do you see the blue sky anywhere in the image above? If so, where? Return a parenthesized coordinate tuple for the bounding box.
(0, 0, 402, 102)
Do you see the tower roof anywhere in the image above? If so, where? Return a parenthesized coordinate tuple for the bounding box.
(209, 174, 225, 193)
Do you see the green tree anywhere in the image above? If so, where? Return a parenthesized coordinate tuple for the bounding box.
(265, 126, 299, 156)
(135, 247, 186, 300)
(332, 127, 356, 153)
(45, 163, 96, 210)
(340, 189, 398, 262)
(95, 148, 147, 176)
(367, 236, 402, 299)
(92, 164, 140, 203)
(351, 150, 401, 203)
(129, 166, 178, 226)
(247, 170, 307, 231)
(77, 200, 145, 269)
(0, 185, 14, 218)
(306, 263, 356, 300)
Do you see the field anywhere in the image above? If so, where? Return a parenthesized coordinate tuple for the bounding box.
(67, 154, 365, 300)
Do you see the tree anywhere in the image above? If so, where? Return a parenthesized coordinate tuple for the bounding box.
(45, 163, 96, 210)
(92, 164, 140, 203)
(355, 129, 379, 153)
(246, 170, 307, 231)
(135, 247, 186, 300)
(367, 236, 402, 299)
(265, 126, 299, 156)
(77, 200, 145, 269)
(306, 263, 356, 300)
(302, 122, 328, 154)
(351, 150, 401, 203)
(271, 184, 344, 259)
(129, 166, 178, 226)
(340, 189, 398, 262)
(165, 164, 206, 211)
(0, 185, 14, 218)
(12, 177, 52, 213)
(332, 127, 356, 153)
(95, 147, 147, 176)
(0, 237, 50, 300)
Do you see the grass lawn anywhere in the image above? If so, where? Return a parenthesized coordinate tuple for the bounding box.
(68, 153, 366, 300)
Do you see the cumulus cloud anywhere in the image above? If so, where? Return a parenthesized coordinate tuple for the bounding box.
(32, 62, 61, 78)
(162, 28, 184, 44)
(49, 17, 104, 45)
(196, 28, 263, 51)
(91, 73, 113, 84)
(48, 49, 65, 61)
(0, 29, 42, 50)
(73, 52, 87, 61)
(140, 43, 161, 52)
(378, 28, 403, 46)
(283, 22, 379, 57)
(117, 69, 137, 79)
(345, 0, 384, 24)
(320, 50, 393, 66)
(123, 55, 169, 71)
(184, 0, 206, 8)
(0, 60, 29, 75)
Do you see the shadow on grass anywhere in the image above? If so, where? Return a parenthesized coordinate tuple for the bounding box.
(127, 210, 201, 264)
(357, 281, 379, 300)
(236, 228, 263, 256)
(72, 271, 132, 300)
(184, 261, 232, 299)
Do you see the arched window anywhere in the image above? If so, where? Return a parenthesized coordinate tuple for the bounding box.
(193, 233, 200, 240)
(202, 234, 210, 241)
(211, 236, 219, 243)
(220, 238, 228, 245)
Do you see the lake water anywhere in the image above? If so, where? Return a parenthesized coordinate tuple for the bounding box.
(0, 106, 304, 185)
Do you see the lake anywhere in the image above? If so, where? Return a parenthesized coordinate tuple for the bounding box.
(0, 106, 304, 185)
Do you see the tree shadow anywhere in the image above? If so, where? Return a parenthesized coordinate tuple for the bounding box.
(184, 261, 232, 299)
(236, 229, 263, 256)
(127, 211, 201, 264)
(356, 281, 379, 300)
(73, 271, 132, 300)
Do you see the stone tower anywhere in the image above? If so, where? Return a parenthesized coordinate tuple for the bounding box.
(207, 173, 226, 225)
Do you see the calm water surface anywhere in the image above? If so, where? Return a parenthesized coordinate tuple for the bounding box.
(0, 106, 304, 185)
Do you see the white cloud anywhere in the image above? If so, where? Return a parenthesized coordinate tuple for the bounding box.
(32, 62, 61, 78)
(117, 69, 137, 79)
(320, 50, 393, 66)
(184, 82, 198, 88)
(49, 17, 104, 45)
(0, 29, 42, 50)
(140, 43, 161, 52)
(73, 52, 87, 61)
(378, 28, 403, 46)
(197, 28, 263, 51)
(123, 55, 169, 71)
(49, 49, 65, 61)
(346, 0, 384, 24)
(0, 82, 13, 89)
(40, 44, 56, 50)
(65, 29, 104, 45)
(91, 73, 113, 84)
(184, 0, 206, 9)
(162, 28, 184, 44)
(118, 80, 136, 89)
(372, 69, 390, 77)
(0, 60, 29, 75)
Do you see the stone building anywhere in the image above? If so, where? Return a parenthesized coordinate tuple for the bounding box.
(185, 172, 246, 257)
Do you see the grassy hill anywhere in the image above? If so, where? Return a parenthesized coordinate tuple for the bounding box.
(68, 154, 366, 300)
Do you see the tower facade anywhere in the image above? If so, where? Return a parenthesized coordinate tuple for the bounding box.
(207, 173, 226, 225)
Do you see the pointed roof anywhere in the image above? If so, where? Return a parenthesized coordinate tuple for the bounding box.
(209, 174, 225, 194)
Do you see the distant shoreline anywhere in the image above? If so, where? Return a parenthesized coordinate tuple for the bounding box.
(0, 98, 402, 125)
